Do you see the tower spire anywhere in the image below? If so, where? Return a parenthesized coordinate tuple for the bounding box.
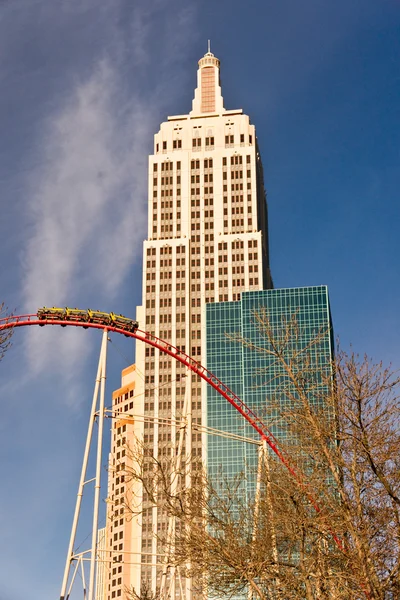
(190, 45, 224, 115)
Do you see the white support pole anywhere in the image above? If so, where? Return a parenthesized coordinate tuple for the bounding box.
(81, 555, 88, 600)
(88, 328, 108, 600)
(60, 332, 106, 600)
(247, 441, 264, 600)
(263, 439, 281, 597)
(66, 557, 80, 599)
(177, 565, 185, 599)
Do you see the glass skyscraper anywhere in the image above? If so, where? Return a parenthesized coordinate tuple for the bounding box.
(206, 286, 334, 486)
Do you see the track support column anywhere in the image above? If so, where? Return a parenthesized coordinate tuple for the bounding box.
(59, 328, 108, 600)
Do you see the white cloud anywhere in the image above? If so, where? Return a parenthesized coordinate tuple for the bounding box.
(21, 59, 148, 376)
(20, 1, 196, 384)
(23, 59, 149, 303)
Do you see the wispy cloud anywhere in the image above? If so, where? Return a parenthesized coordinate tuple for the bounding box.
(20, 0, 197, 381)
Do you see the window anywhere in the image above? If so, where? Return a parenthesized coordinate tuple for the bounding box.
(162, 141, 167, 150)
(205, 136, 214, 146)
(240, 133, 244, 143)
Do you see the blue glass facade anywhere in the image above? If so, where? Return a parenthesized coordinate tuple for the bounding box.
(206, 286, 334, 490)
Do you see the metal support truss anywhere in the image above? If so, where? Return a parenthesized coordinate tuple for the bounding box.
(60, 328, 108, 600)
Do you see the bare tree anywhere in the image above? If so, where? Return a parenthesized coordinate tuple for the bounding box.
(227, 310, 400, 599)
(120, 311, 400, 600)
(127, 580, 161, 600)
(0, 303, 13, 361)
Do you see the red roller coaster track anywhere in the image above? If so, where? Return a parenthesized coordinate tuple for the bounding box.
(0, 312, 344, 552)
(0, 313, 285, 452)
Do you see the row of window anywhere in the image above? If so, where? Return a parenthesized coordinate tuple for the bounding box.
(190, 221, 214, 230)
(226, 218, 252, 228)
(145, 313, 185, 325)
(146, 239, 256, 261)
(154, 212, 179, 220)
(146, 258, 186, 268)
(192, 158, 213, 169)
(153, 188, 180, 198)
(152, 156, 251, 176)
(152, 223, 180, 234)
(223, 170, 252, 179)
(191, 173, 214, 183)
(154, 176, 176, 186)
(153, 161, 178, 172)
(152, 200, 253, 226)
(146, 256, 257, 278)
(190, 210, 214, 218)
(155, 135, 253, 153)
(146, 275, 259, 299)
(154, 184, 250, 201)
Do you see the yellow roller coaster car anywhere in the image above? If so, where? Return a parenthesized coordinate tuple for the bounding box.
(65, 308, 89, 321)
(110, 313, 139, 332)
(37, 307, 65, 320)
(87, 309, 111, 324)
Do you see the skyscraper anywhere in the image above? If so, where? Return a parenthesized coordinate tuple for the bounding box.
(104, 47, 273, 599)
(206, 286, 334, 486)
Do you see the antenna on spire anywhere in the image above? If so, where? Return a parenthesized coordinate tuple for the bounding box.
(208, 39, 211, 53)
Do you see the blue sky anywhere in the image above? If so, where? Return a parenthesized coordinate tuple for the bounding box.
(0, 1, 399, 598)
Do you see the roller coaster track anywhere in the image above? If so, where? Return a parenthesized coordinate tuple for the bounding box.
(0, 312, 286, 459)
(0, 312, 345, 552)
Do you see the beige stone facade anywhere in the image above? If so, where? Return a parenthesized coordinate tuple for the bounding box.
(103, 49, 272, 600)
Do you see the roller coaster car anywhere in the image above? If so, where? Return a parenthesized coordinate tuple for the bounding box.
(37, 307, 65, 321)
(87, 309, 111, 325)
(37, 308, 46, 320)
(65, 308, 89, 322)
(109, 313, 139, 332)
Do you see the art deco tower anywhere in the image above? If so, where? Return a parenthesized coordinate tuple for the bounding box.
(105, 48, 273, 600)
